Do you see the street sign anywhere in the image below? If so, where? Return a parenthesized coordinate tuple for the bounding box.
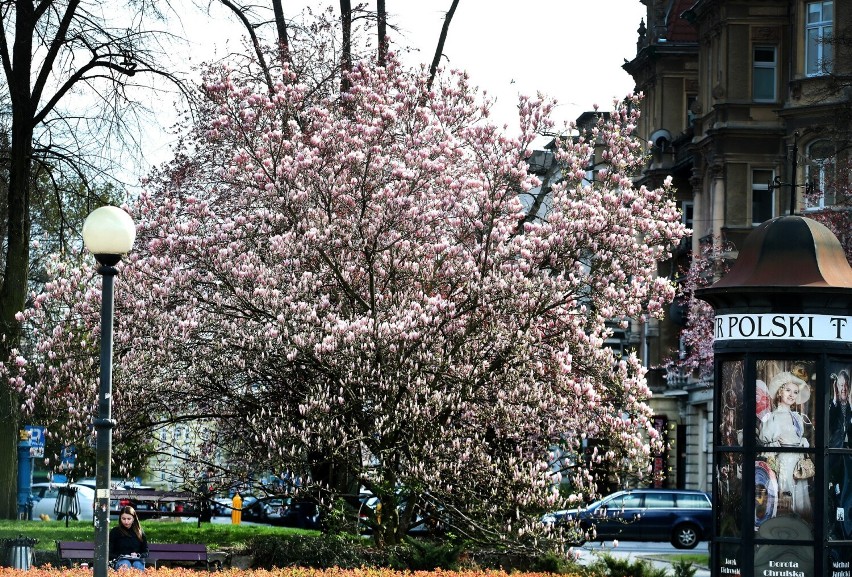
(60, 445, 76, 470)
(24, 425, 46, 458)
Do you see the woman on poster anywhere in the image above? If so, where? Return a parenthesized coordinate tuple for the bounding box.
(759, 371, 812, 519)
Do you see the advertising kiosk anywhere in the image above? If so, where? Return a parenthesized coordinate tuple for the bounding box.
(698, 216, 852, 577)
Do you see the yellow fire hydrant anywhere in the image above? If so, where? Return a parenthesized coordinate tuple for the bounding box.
(232, 492, 243, 525)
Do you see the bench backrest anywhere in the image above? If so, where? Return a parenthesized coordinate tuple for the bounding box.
(57, 541, 95, 560)
(57, 541, 207, 562)
(149, 543, 208, 562)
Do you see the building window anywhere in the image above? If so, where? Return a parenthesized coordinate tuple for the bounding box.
(805, 139, 836, 209)
(752, 169, 775, 225)
(682, 200, 694, 229)
(687, 95, 698, 127)
(753, 47, 777, 102)
(806, 1, 833, 76)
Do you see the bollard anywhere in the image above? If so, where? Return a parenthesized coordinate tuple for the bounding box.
(2, 536, 38, 570)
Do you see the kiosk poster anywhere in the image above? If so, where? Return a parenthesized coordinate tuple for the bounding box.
(720, 360, 744, 447)
(755, 360, 816, 534)
(24, 425, 46, 458)
(828, 365, 851, 450)
(717, 361, 743, 537)
(717, 452, 743, 537)
(828, 361, 852, 574)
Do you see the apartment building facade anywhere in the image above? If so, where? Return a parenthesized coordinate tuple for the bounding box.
(624, 0, 850, 491)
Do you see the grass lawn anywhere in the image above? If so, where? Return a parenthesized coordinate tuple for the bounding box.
(645, 552, 709, 568)
(0, 519, 317, 551)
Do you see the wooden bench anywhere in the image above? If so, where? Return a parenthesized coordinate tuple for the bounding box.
(56, 541, 94, 567)
(57, 541, 213, 569)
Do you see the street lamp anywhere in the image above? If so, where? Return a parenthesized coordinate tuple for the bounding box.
(82, 206, 136, 577)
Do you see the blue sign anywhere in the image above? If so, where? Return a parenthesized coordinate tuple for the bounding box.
(60, 445, 76, 470)
(24, 426, 46, 458)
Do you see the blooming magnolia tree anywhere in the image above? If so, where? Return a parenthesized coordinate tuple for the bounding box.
(669, 239, 735, 380)
(7, 41, 686, 546)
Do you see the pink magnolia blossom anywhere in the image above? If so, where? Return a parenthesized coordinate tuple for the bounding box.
(668, 237, 735, 378)
(5, 44, 686, 545)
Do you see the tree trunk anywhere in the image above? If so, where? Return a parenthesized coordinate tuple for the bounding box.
(0, 0, 36, 520)
(271, 0, 290, 64)
(0, 109, 33, 522)
(0, 388, 19, 517)
(340, 0, 352, 93)
(377, 0, 386, 66)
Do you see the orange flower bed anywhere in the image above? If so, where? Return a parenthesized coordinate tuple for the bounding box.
(0, 569, 582, 577)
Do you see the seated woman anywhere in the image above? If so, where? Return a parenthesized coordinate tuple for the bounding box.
(109, 506, 148, 570)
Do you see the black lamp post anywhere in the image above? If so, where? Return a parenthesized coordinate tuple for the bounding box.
(82, 206, 136, 577)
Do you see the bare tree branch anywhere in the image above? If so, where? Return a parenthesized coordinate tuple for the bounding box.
(31, 0, 82, 107)
(427, 0, 460, 92)
(216, 0, 274, 93)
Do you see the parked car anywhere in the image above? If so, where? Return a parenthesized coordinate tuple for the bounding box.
(74, 478, 98, 490)
(241, 497, 290, 524)
(212, 497, 234, 516)
(542, 488, 712, 549)
(240, 496, 319, 528)
(30, 482, 95, 521)
(358, 492, 446, 535)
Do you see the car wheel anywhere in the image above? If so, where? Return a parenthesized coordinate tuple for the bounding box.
(672, 524, 700, 549)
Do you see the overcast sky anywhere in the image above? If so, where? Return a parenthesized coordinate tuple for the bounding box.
(393, 1, 647, 128)
(142, 1, 646, 176)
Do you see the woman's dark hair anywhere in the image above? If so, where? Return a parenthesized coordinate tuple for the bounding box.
(119, 506, 145, 541)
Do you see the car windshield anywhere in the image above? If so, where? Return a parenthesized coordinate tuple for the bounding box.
(580, 499, 601, 512)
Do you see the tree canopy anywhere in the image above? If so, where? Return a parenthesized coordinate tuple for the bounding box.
(0, 0, 197, 517)
(5, 9, 687, 547)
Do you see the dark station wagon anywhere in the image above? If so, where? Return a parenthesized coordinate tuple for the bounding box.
(543, 488, 712, 549)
